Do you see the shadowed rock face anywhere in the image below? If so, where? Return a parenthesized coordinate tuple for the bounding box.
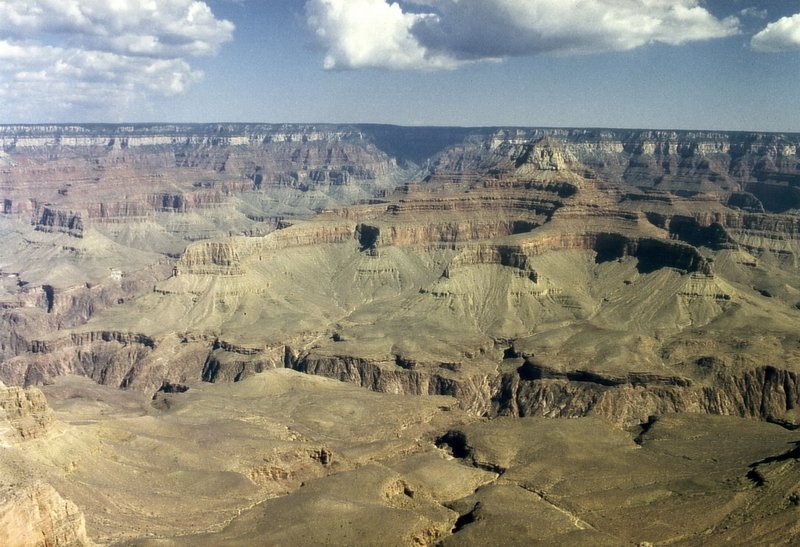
(2, 124, 800, 544)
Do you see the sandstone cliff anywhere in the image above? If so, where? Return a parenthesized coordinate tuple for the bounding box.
(0, 381, 87, 545)
(0, 382, 53, 441)
(0, 484, 90, 547)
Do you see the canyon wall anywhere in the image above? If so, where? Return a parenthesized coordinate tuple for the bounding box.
(2, 123, 800, 432)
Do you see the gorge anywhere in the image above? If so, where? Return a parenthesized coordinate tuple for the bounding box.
(1, 124, 799, 545)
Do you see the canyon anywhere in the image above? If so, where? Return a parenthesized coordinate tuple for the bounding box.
(1, 124, 799, 545)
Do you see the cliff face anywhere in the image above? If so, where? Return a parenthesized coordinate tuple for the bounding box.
(34, 207, 85, 238)
(425, 127, 800, 204)
(0, 124, 403, 240)
(284, 353, 799, 428)
(0, 382, 52, 441)
(177, 241, 246, 276)
(2, 123, 800, 434)
(0, 483, 90, 547)
(0, 382, 86, 546)
(497, 362, 800, 427)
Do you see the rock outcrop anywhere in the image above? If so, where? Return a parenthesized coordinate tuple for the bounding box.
(285, 352, 800, 428)
(0, 382, 52, 441)
(0, 483, 90, 547)
(34, 206, 84, 238)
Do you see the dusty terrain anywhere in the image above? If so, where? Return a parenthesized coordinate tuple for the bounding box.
(1, 124, 799, 544)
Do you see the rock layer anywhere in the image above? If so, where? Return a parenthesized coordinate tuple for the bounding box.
(0, 483, 90, 547)
(0, 382, 52, 441)
(2, 124, 800, 431)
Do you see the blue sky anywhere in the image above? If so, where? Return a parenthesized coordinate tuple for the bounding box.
(1, 0, 799, 131)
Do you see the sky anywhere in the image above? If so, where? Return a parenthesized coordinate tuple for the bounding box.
(1, 0, 799, 131)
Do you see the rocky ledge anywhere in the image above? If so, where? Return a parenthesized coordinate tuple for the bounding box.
(0, 382, 53, 441)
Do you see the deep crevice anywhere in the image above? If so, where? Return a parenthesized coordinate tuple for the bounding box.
(516, 361, 623, 387)
(355, 223, 380, 251)
(42, 285, 55, 314)
(634, 415, 660, 445)
(766, 417, 800, 431)
(436, 430, 471, 459)
(502, 344, 519, 360)
(451, 502, 481, 534)
(746, 468, 767, 487)
(749, 441, 800, 468)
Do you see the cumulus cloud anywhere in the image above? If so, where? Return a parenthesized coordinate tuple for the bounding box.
(0, 0, 233, 120)
(751, 13, 800, 52)
(305, 0, 739, 70)
(305, 0, 456, 69)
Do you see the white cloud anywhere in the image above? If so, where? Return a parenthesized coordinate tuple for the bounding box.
(306, 0, 739, 70)
(739, 8, 768, 20)
(0, 0, 233, 121)
(305, 0, 457, 70)
(751, 13, 800, 52)
(0, 0, 234, 57)
(0, 39, 204, 120)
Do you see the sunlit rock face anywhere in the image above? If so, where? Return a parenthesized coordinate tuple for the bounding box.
(1, 123, 800, 544)
(0, 382, 53, 441)
(0, 483, 90, 547)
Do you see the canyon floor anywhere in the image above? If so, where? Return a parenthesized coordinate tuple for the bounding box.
(1, 124, 800, 544)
